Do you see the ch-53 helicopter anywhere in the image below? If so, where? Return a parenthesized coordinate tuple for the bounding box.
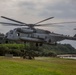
(0, 16, 76, 46)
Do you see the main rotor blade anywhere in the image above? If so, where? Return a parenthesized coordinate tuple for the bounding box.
(37, 21, 76, 26)
(1, 16, 26, 24)
(0, 22, 27, 26)
(35, 17, 54, 24)
(34, 24, 63, 27)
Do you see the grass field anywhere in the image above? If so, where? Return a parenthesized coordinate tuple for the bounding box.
(0, 57, 76, 75)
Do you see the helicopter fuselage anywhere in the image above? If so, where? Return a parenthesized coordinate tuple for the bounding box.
(5, 27, 76, 46)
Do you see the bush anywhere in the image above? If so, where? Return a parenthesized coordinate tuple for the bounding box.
(0, 45, 9, 56)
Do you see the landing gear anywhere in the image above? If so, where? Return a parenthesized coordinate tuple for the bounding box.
(39, 43, 43, 46)
(55, 42, 57, 45)
(36, 43, 43, 47)
(5, 40, 8, 43)
(36, 43, 38, 47)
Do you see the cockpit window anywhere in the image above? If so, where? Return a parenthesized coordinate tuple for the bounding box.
(10, 30, 13, 34)
(45, 30, 50, 34)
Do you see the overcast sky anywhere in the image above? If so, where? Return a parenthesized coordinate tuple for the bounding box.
(0, 0, 76, 48)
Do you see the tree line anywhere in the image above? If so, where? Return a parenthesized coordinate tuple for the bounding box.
(0, 43, 76, 59)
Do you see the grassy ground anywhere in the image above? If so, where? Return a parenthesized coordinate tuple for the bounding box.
(0, 57, 76, 75)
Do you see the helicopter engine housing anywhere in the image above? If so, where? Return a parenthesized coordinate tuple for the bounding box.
(17, 28, 34, 33)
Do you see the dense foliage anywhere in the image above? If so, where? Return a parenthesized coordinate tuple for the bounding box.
(42, 44, 76, 54)
(0, 44, 76, 59)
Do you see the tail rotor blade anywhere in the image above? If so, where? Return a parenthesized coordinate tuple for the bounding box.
(74, 28, 76, 30)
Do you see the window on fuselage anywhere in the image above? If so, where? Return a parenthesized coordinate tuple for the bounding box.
(17, 33, 20, 36)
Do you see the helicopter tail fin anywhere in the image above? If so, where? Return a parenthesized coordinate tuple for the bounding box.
(74, 34, 76, 37)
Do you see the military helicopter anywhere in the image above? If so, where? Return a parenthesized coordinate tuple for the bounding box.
(0, 16, 76, 46)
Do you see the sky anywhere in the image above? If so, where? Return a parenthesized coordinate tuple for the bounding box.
(0, 0, 76, 48)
